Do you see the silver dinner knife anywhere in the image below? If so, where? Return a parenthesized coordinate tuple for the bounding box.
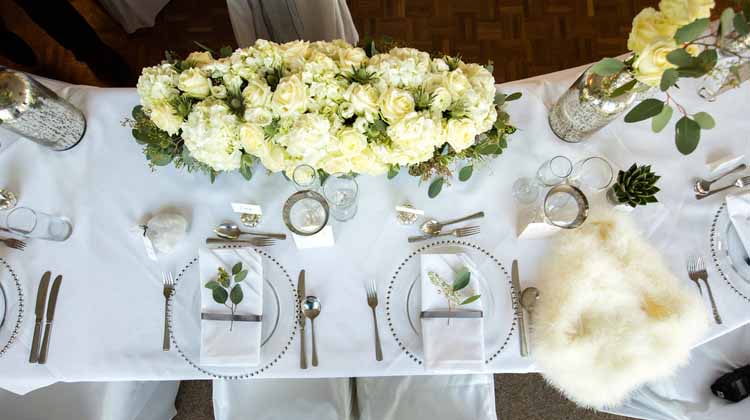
(29, 271, 51, 363)
(512, 260, 528, 357)
(297, 270, 307, 369)
(38, 275, 62, 364)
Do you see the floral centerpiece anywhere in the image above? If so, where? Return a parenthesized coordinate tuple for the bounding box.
(128, 40, 519, 197)
(550, 0, 750, 154)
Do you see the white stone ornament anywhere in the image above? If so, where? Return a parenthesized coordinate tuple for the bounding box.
(145, 212, 188, 254)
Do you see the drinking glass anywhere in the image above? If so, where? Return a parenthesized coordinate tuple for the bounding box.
(5, 206, 72, 241)
(543, 184, 589, 229)
(512, 177, 541, 205)
(569, 156, 614, 192)
(292, 164, 320, 191)
(537, 156, 572, 186)
(283, 190, 329, 236)
(322, 173, 358, 221)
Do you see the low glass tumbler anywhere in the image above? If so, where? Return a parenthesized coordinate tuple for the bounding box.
(322, 173, 358, 222)
(292, 164, 320, 191)
(6, 206, 72, 241)
(537, 156, 572, 186)
(569, 156, 614, 192)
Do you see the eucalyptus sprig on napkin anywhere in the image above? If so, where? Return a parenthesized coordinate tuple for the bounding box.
(428, 267, 481, 311)
(204, 262, 248, 331)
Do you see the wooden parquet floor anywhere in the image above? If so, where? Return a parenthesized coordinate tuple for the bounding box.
(0, 0, 731, 87)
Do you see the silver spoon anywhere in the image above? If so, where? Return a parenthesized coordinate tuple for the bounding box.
(214, 222, 287, 240)
(420, 211, 485, 235)
(520, 287, 540, 352)
(302, 296, 321, 367)
(694, 163, 747, 195)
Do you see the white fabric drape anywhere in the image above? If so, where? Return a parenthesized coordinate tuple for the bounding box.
(0, 381, 179, 420)
(97, 0, 172, 33)
(226, 0, 358, 47)
(213, 378, 353, 420)
(356, 374, 497, 420)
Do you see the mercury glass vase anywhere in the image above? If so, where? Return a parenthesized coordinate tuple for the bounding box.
(698, 34, 750, 101)
(548, 66, 643, 143)
(0, 67, 86, 151)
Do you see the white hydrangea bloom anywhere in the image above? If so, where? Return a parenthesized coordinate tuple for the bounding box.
(181, 99, 241, 171)
(136, 63, 179, 111)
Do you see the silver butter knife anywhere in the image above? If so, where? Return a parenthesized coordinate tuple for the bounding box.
(29, 271, 51, 363)
(511, 260, 528, 357)
(38, 275, 62, 364)
(297, 270, 307, 369)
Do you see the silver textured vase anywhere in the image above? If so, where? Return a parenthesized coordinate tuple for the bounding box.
(0, 67, 86, 151)
(698, 33, 750, 101)
(549, 66, 643, 143)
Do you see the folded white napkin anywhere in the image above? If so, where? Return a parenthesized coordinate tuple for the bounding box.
(726, 193, 750, 257)
(199, 247, 263, 367)
(420, 253, 485, 372)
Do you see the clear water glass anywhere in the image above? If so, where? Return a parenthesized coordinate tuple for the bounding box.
(283, 190, 330, 236)
(537, 156, 572, 186)
(5, 206, 72, 241)
(292, 164, 319, 191)
(323, 173, 358, 221)
(512, 177, 541, 205)
(569, 156, 614, 192)
(542, 185, 589, 229)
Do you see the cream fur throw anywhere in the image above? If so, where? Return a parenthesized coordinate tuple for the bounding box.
(533, 210, 709, 409)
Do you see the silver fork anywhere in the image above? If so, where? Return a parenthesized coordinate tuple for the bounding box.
(407, 226, 481, 243)
(205, 237, 276, 247)
(162, 272, 174, 351)
(687, 256, 722, 324)
(696, 176, 750, 200)
(365, 280, 383, 361)
(0, 237, 26, 250)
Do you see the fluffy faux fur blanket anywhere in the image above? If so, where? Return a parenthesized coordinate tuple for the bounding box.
(533, 211, 709, 409)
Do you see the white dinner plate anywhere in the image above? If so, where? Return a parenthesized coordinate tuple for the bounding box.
(0, 257, 23, 359)
(710, 202, 750, 303)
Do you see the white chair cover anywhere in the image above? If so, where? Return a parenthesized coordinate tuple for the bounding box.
(606, 323, 750, 420)
(356, 374, 497, 420)
(226, 0, 359, 47)
(213, 378, 354, 420)
(97, 0, 172, 33)
(0, 381, 178, 420)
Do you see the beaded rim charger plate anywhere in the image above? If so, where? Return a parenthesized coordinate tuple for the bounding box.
(0, 257, 23, 359)
(168, 246, 297, 379)
(710, 202, 750, 303)
(385, 240, 517, 365)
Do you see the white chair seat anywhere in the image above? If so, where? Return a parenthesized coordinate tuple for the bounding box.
(0, 381, 178, 420)
(213, 378, 353, 420)
(355, 374, 497, 420)
(606, 323, 750, 420)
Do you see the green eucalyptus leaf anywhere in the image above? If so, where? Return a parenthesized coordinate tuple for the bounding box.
(624, 99, 664, 123)
(234, 270, 248, 282)
(693, 112, 715, 129)
(239, 164, 253, 181)
(220, 46, 233, 58)
(387, 166, 399, 179)
(230, 284, 243, 305)
(591, 58, 626, 76)
(610, 79, 638, 97)
(651, 104, 673, 133)
(493, 93, 507, 106)
(721, 8, 736, 37)
(505, 92, 522, 101)
(204, 280, 221, 290)
(460, 295, 481, 305)
(674, 18, 710, 43)
(212, 287, 228, 305)
(675, 116, 701, 155)
(698, 49, 718, 71)
(146, 149, 173, 166)
(453, 268, 471, 291)
(428, 177, 444, 199)
(458, 165, 473, 182)
(735, 13, 750, 36)
(660, 69, 679, 91)
(232, 262, 243, 275)
(132, 105, 146, 120)
(667, 49, 695, 68)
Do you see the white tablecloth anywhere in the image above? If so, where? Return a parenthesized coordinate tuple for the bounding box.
(0, 65, 749, 396)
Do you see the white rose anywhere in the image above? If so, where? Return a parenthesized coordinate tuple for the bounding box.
(338, 47, 368, 68)
(243, 107, 273, 126)
(659, 0, 714, 25)
(379, 87, 415, 124)
(211, 85, 227, 99)
(150, 103, 183, 135)
(432, 58, 450, 72)
(444, 69, 472, 100)
(350, 147, 388, 175)
(178, 68, 211, 98)
(430, 86, 452, 112)
(279, 113, 332, 164)
(257, 143, 289, 173)
(136, 64, 179, 110)
(320, 154, 352, 174)
(346, 83, 379, 118)
(239, 123, 265, 154)
(185, 51, 214, 68)
(337, 127, 367, 157)
(272, 74, 307, 117)
(180, 99, 241, 171)
(445, 118, 478, 152)
(281, 40, 310, 72)
(339, 102, 355, 119)
(242, 79, 272, 108)
(633, 38, 678, 87)
(353, 116, 369, 133)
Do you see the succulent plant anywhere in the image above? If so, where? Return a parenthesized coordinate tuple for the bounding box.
(611, 163, 661, 208)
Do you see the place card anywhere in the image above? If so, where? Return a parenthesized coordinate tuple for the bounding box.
(395, 205, 424, 215)
(292, 225, 335, 249)
(231, 203, 262, 215)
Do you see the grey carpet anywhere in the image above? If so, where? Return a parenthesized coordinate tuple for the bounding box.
(173, 374, 634, 420)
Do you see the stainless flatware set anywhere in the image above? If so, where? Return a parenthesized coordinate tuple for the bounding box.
(365, 280, 383, 361)
(29, 271, 63, 364)
(162, 272, 174, 351)
(0, 237, 25, 251)
(407, 211, 484, 243)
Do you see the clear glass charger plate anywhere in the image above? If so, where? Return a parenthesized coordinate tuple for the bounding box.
(710, 202, 750, 303)
(0, 257, 23, 358)
(385, 240, 517, 365)
(168, 247, 297, 379)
